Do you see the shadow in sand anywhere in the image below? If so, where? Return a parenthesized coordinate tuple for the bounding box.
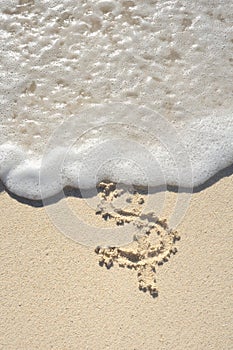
(1, 186, 83, 208)
(192, 163, 233, 193)
(1, 163, 233, 208)
(165, 163, 233, 194)
(0, 180, 5, 193)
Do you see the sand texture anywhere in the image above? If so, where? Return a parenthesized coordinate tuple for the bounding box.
(0, 173, 233, 350)
(95, 182, 180, 297)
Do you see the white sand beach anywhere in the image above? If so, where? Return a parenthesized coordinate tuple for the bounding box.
(0, 173, 232, 349)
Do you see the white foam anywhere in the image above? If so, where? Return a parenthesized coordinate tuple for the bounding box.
(0, 0, 232, 199)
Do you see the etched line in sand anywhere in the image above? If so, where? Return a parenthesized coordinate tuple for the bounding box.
(94, 182, 180, 297)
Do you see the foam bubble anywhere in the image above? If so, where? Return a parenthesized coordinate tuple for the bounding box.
(0, 107, 232, 200)
(0, 0, 232, 199)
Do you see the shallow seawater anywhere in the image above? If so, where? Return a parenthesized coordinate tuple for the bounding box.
(0, 0, 232, 199)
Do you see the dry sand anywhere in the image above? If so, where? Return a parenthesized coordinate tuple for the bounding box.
(0, 174, 232, 350)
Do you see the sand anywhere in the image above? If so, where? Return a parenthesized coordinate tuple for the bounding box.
(0, 174, 232, 350)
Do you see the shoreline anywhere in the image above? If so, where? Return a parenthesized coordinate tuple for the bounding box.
(1, 162, 233, 208)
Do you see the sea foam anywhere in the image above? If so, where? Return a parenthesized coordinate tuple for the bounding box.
(0, 0, 232, 200)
